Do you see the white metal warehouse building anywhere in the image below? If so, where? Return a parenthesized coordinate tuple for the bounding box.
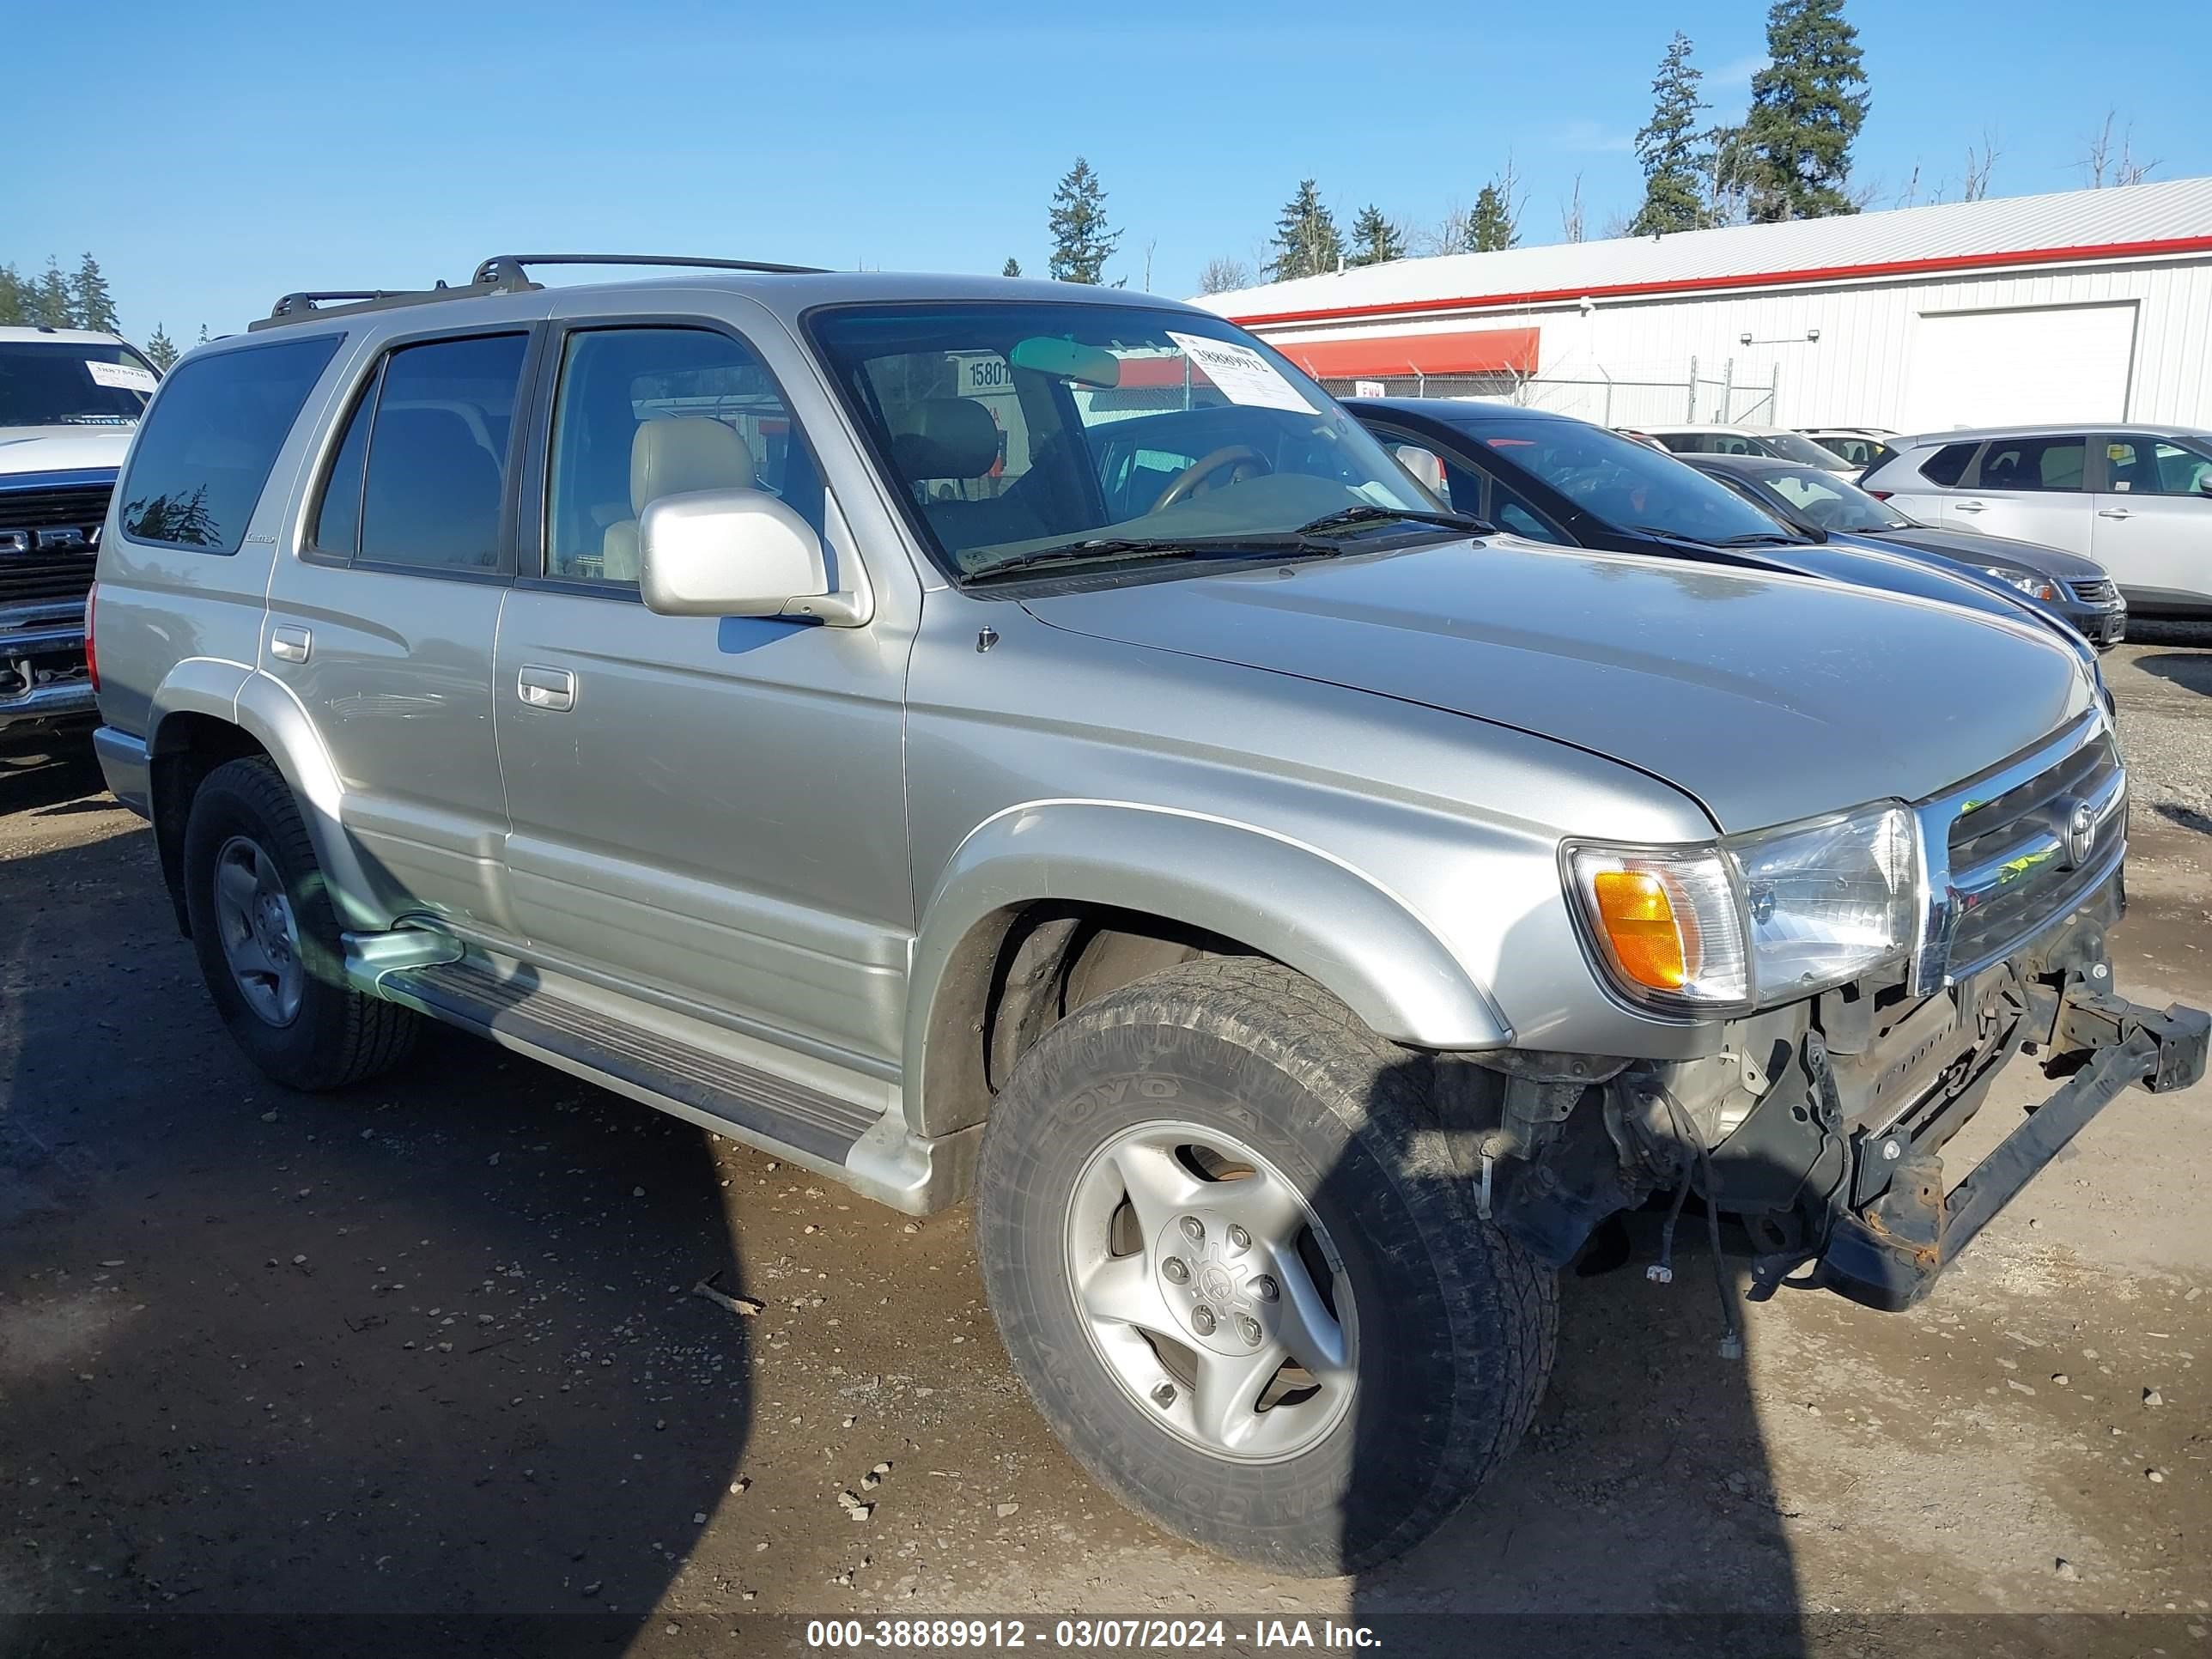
(1194, 177, 2212, 434)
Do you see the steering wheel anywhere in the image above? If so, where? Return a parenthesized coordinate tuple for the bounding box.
(1154, 445, 1271, 510)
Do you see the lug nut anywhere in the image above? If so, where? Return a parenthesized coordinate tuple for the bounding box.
(1227, 1224, 1250, 1250)
(1191, 1304, 1217, 1336)
(1151, 1382, 1177, 1407)
(1251, 1274, 1279, 1302)
(1179, 1216, 1205, 1244)
(1162, 1256, 1189, 1284)
(1236, 1314, 1263, 1346)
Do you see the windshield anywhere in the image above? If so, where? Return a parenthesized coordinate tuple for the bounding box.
(1449, 416, 1799, 544)
(0, 341, 158, 428)
(1752, 465, 1911, 532)
(806, 303, 1437, 577)
(1758, 430, 1852, 469)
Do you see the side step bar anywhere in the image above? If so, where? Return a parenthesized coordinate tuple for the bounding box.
(342, 934, 975, 1212)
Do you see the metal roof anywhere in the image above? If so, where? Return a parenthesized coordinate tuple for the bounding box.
(1195, 176, 2212, 325)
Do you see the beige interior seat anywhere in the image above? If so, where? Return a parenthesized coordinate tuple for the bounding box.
(600, 419, 757, 581)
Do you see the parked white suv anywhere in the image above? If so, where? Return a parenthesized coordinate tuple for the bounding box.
(1861, 426, 2212, 618)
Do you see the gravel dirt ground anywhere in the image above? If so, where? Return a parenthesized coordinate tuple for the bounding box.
(1, 641, 2207, 1658)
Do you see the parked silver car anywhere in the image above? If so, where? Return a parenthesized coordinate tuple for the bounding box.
(88, 257, 2207, 1575)
(1862, 424, 2212, 617)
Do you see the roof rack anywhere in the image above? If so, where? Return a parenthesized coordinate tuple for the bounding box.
(249, 252, 827, 332)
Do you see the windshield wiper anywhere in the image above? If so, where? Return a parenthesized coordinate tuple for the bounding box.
(1713, 530, 1819, 547)
(963, 533, 1325, 581)
(1295, 504, 1494, 538)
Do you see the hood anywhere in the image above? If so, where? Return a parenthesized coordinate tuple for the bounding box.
(1020, 538, 2092, 834)
(0, 427, 133, 478)
(1855, 522, 2107, 582)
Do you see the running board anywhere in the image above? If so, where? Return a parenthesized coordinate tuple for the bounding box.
(376, 955, 881, 1165)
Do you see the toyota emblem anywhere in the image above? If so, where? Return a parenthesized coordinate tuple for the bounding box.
(2063, 799, 2097, 869)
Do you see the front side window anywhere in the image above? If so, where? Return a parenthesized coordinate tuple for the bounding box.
(544, 326, 825, 586)
(120, 335, 342, 554)
(353, 332, 528, 572)
(1453, 417, 1796, 544)
(1976, 435, 2087, 493)
(807, 302, 1431, 578)
(2105, 436, 2212, 497)
(0, 339, 159, 428)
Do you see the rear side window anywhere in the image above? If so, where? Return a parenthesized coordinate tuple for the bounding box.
(351, 332, 528, 572)
(1976, 435, 2086, 493)
(119, 336, 341, 553)
(1917, 442, 1978, 488)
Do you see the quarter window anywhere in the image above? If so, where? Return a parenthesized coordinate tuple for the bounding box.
(1919, 442, 1977, 488)
(1974, 435, 2087, 493)
(119, 335, 341, 554)
(543, 326, 825, 586)
(355, 332, 528, 572)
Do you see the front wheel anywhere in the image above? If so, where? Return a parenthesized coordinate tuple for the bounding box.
(975, 958, 1557, 1575)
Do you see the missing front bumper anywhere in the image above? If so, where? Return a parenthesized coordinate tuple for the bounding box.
(1814, 988, 2208, 1311)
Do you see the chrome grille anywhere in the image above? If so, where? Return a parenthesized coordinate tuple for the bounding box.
(1915, 716, 2124, 988)
(2067, 578, 2118, 605)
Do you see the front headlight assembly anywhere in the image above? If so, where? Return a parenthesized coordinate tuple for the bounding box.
(1978, 564, 2060, 602)
(1565, 802, 1918, 1015)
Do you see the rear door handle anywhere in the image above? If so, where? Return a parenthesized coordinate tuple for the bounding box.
(2097, 507, 2134, 520)
(516, 664, 576, 712)
(1953, 501, 1985, 514)
(270, 624, 312, 663)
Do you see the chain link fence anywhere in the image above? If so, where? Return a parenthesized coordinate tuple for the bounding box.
(1318, 358, 1781, 429)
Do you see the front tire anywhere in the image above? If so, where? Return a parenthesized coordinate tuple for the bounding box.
(181, 756, 419, 1091)
(975, 958, 1556, 1575)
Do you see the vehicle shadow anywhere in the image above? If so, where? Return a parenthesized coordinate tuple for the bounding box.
(1336, 1053, 1807, 1659)
(0, 802, 756, 1652)
(0, 739, 106, 817)
(2130, 650, 2212, 697)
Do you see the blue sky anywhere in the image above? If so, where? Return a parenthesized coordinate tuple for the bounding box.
(11, 0, 2204, 343)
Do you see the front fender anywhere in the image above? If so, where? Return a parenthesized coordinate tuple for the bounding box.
(148, 661, 392, 932)
(904, 799, 1512, 1136)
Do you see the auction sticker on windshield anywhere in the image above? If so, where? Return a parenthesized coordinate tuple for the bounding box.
(87, 361, 159, 393)
(1166, 331, 1316, 413)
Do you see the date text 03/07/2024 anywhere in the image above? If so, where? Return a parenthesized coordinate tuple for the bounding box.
(803, 1617, 1382, 1649)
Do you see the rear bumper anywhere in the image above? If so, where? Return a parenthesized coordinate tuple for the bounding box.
(1814, 985, 2207, 1310)
(92, 725, 152, 817)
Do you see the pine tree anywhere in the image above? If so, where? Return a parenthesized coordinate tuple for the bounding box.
(1346, 205, 1405, 267)
(1001, 257, 1021, 278)
(1468, 184, 1516, 252)
(1267, 180, 1343, 281)
(1631, 33, 1709, 234)
(0, 264, 25, 325)
(144, 324, 179, 373)
(70, 253, 119, 333)
(33, 259, 75, 328)
(197, 325, 210, 344)
(1741, 0, 1870, 221)
(1047, 157, 1119, 284)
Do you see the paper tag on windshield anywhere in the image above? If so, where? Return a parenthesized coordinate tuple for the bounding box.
(88, 360, 159, 393)
(1166, 331, 1316, 413)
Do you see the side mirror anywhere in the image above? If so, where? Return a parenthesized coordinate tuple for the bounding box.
(638, 488, 863, 624)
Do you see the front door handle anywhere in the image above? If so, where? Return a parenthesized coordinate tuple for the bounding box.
(516, 664, 576, 712)
(2097, 507, 2134, 520)
(270, 624, 312, 663)
(1953, 501, 1985, 514)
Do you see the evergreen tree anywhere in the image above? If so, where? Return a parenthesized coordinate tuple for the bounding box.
(1741, 0, 1869, 221)
(70, 253, 119, 333)
(1001, 257, 1021, 278)
(197, 325, 210, 344)
(1346, 205, 1405, 267)
(1631, 33, 1709, 234)
(144, 324, 179, 373)
(33, 260, 75, 328)
(0, 264, 25, 325)
(1267, 180, 1343, 280)
(1047, 157, 1119, 284)
(1468, 184, 1517, 252)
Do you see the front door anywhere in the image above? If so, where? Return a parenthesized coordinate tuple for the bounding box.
(1946, 432, 2094, 556)
(2092, 434, 2212, 609)
(262, 326, 536, 928)
(491, 317, 911, 1066)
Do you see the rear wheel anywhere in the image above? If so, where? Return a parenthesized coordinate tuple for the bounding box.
(181, 757, 419, 1091)
(975, 958, 1556, 1574)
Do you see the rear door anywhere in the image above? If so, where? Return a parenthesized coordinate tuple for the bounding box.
(1944, 433, 2094, 556)
(2093, 434, 2212, 609)
(262, 325, 538, 930)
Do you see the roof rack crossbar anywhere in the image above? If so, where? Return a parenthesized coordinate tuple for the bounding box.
(471, 253, 830, 284)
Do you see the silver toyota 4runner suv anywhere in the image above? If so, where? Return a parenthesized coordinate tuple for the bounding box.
(89, 256, 2208, 1575)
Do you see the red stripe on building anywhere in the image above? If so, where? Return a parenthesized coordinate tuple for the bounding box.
(1227, 234, 2212, 328)
(1271, 326, 1541, 380)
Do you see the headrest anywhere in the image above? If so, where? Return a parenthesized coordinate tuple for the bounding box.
(891, 398, 1000, 479)
(631, 419, 757, 515)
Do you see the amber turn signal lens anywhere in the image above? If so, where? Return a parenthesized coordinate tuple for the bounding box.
(1590, 868, 1691, 990)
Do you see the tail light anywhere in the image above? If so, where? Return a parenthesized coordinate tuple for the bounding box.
(85, 581, 100, 694)
(1865, 489, 1893, 501)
